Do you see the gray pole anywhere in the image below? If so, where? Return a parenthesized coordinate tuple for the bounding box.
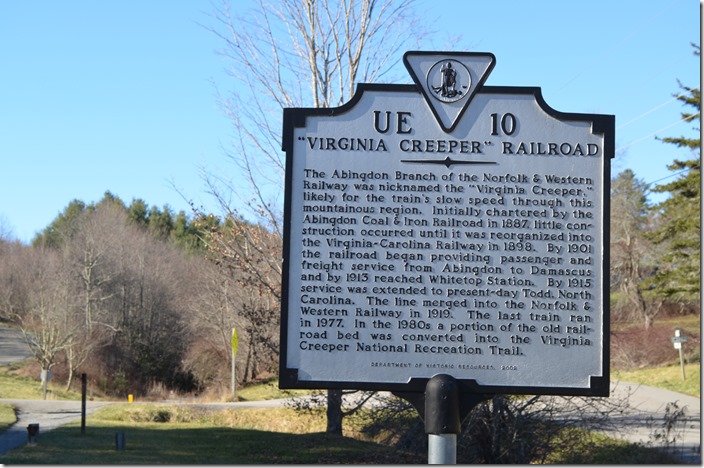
(231, 347, 236, 399)
(675, 328, 686, 381)
(42, 369, 48, 400)
(81, 373, 87, 434)
(428, 434, 457, 464)
(425, 374, 460, 464)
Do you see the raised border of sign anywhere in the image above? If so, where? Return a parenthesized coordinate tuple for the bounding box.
(281, 83, 613, 397)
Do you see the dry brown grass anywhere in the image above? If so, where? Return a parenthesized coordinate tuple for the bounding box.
(610, 314, 700, 370)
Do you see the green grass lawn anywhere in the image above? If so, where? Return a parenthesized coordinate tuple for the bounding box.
(2, 425, 399, 464)
(0, 403, 16, 432)
(612, 363, 700, 397)
(1, 402, 676, 464)
(544, 430, 677, 464)
(235, 377, 311, 401)
(1, 404, 423, 464)
(0, 363, 85, 401)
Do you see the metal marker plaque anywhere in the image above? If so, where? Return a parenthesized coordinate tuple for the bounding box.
(280, 52, 613, 396)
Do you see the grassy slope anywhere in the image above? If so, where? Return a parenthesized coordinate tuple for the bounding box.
(613, 363, 700, 397)
(0, 362, 85, 400)
(610, 314, 700, 397)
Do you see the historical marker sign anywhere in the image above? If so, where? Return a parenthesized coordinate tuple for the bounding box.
(280, 52, 613, 396)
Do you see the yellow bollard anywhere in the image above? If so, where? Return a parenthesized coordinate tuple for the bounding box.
(128, 394, 134, 403)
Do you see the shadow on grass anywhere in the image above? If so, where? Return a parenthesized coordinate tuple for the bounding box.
(554, 440, 680, 464)
(1, 424, 424, 464)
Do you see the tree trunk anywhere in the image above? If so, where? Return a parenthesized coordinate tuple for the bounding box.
(633, 286, 651, 330)
(65, 365, 75, 392)
(326, 389, 343, 435)
(42, 368, 49, 400)
(491, 396, 503, 462)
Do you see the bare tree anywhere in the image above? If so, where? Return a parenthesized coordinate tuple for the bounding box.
(610, 169, 661, 329)
(59, 202, 131, 390)
(204, 0, 426, 227)
(201, 0, 428, 434)
(0, 215, 15, 244)
(0, 240, 28, 324)
(182, 259, 238, 395)
(357, 391, 632, 464)
(105, 222, 194, 393)
(13, 247, 82, 399)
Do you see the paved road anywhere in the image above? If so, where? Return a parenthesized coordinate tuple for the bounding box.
(0, 396, 302, 457)
(605, 380, 700, 463)
(0, 399, 114, 456)
(0, 327, 32, 366)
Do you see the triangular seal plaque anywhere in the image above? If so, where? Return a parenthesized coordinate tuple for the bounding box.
(403, 51, 496, 133)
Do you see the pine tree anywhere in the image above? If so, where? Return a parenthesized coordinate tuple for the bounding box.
(644, 44, 700, 303)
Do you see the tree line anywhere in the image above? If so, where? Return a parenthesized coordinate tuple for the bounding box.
(0, 193, 279, 398)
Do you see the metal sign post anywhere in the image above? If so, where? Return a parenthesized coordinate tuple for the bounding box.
(672, 328, 689, 381)
(425, 375, 460, 464)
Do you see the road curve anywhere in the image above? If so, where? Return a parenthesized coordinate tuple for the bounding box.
(0, 399, 114, 455)
(0, 327, 32, 366)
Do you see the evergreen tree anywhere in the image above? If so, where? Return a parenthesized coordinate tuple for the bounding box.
(96, 191, 126, 211)
(170, 210, 203, 251)
(645, 44, 700, 302)
(32, 199, 88, 248)
(147, 205, 174, 239)
(34, 189, 206, 259)
(33, 192, 125, 248)
(127, 198, 149, 227)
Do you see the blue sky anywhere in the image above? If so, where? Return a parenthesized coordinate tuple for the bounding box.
(0, 0, 700, 244)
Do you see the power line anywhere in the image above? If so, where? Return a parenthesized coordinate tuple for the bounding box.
(555, 3, 672, 94)
(617, 95, 684, 130)
(645, 167, 693, 188)
(616, 112, 700, 153)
